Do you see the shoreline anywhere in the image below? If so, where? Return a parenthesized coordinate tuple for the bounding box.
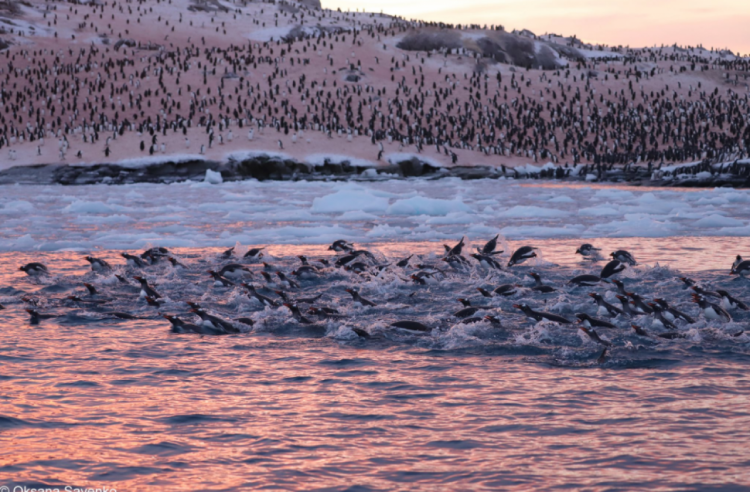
(1, 153, 748, 188)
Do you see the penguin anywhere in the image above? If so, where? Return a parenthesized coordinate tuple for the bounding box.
(19, 263, 49, 276)
(163, 314, 222, 335)
(528, 272, 556, 293)
(644, 302, 677, 330)
(578, 325, 612, 347)
(600, 260, 626, 279)
(278, 139, 284, 150)
(626, 292, 654, 314)
(716, 290, 749, 311)
(243, 247, 265, 259)
(218, 263, 253, 278)
(133, 276, 161, 299)
(471, 253, 503, 270)
(26, 309, 58, 324)
(191, 309, 240, 333)
(494, 284, 518, 296)
(168, 257, 187, 271)
(207, 270, 235, 287)
(121, 253, 147, 268)
(291, 266, 320, 280)
(241, 283, 280, 307)
(284, 303, 314, 324)
(478, 234, 502, 255)
(568, 275, 601, 287)
(610, 250, 637, 265)
(508, 246, 537, 267)
(328, 240, 355, 252)
(513, 304, 571, 324)
(610, 279, 628, 296)
(390, 320, 431, 332)
(575, 244, 601, 256)
(396, 255, 413, 268)
(345, 288, 377, 307)
(589, 293, 625, 317)
(477, 288, 494, 298)
(276, 271, 300, 289)
(576, 313, 616, 329)
(731, 258, 750, 278)
(616, 295, 637, 317)
(691, 294, 732, 322)
(445, 237, 465, 256)
(85, 256, 111, 272)
(653, 298, 695, 323)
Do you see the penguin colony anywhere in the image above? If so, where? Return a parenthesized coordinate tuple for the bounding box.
(8, 238, 750, 363)
(0, 0, 748, 173)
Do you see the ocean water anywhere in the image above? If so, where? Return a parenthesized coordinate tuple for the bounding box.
(1, 241, 749, 491)
(1, 179, 750, 490)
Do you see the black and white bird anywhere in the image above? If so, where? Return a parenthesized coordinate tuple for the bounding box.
(19, 263, 49, 276)
(691, 294, 732, 322)
(575, 244, 601, 257)
(610, 250, 637, 266)
(508, 246, 537, 267)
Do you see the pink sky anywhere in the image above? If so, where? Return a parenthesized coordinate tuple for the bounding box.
(324, 0, 750, 55)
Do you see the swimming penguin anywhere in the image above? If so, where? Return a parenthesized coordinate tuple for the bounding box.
(568, 275, 601, 287)
(478, 234, 503, 255)
(508, 246, 537, 267)
(691, 294, 732, 322)
(218, 263, 253, 278)
(191, 309, 240, 333)
(453, 300, 480, 319)
(578, 326, 612, 347)
(396, 255, 414, 268)
(25, 309, 58, 324)
(600, 260, 626, 279)
(133, 276, 161, 299)
(616, 295, 637, 317)
(243, 247, 265, 260)
(477, 287, 494, 298)
(284, 303, 314, 324)
(345, 288, 377, 307)
(168, 257, 188, 271)
(276, 271, 300, 289)
(328, 240, 355, 252)
(291, 266, 320, 279)
(626, 292, 654, 314)
(646, 303, 677, 330)
(163, 314, 222, 335)
(610, 250, 637, 265)
(576, 313, 616, 329)
(716, 290, 749, 311)
(121, 253, 147, 268)
(575, 244, 601, 256)
(471, 254, 503, 270)
(513, 304, 571, 324)
(610, 279, 628, 296)
(85, 256, 111, 272)
(589, 293, 625, 317)
(207, 270, 235, 287)
(528, 272, 556, 293)
(730, 257, 750, 278)
(653, 298, 695, 323)
(19, 263, 49, 276)
(494, 284, 518, 297)
(390, 320, 432, 332)
(445, 237, 465, 257)
(241, 283, 280, 307)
